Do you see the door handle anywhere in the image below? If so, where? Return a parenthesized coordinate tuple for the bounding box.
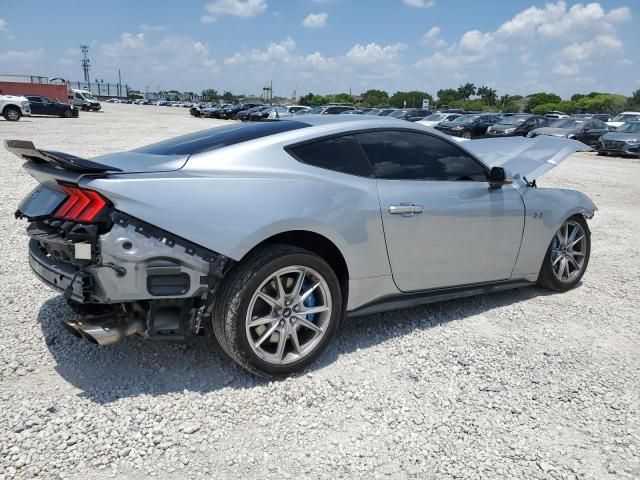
(389, 204, 424, 216)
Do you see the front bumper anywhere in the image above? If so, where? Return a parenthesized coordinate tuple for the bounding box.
(598, 141, 640, 157)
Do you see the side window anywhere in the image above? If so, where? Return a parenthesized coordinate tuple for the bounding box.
(592, 119, 606, 129)
(356, 130, 487, 182)
(287, 135, 372, 177)
(75, 93, 82, 99)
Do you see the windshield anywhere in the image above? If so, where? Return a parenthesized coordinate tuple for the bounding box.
(379, 109, 394, 117)
(498, 116, 528, 126)
(308, 106, 324, 114)
(611, 114, 640, 122)
(389, 110, 408, 118)
(366, 109, 381, 115)
(452, 115, 480, 124)
(424, 114, 444, 121)
(549, 119, 585, 129)
(617, 122, 640, 133)
(82, 92, 96, 100)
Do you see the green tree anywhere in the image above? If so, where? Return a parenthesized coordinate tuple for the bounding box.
(477, 86, 498, 105)
(201, 89, 219, 100)
(389, 91, 433, 108)
(436, 88, 460, 107)
(456, 83, 476, 101)
(333, 92, 355, 104)
(222, 91, 235, 102)
(627, 89, 640, 110)
(574, 93, 626, 114)
(525, 92, 562, 113)
(531, 101, 576, 116)
(361, 89, 389, 107)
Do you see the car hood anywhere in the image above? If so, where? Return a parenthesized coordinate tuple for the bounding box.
(461, 136, 591, 181)
(601, 132, 640, 142)
(530, 127, 577, 137)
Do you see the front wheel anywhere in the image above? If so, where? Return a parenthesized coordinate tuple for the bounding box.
(462, 131, 472, 139)
(3, 106, 21, 121)
(63, 109, 73, 118)
(537, 216, 591, 291)
(212, 244, 342, 377)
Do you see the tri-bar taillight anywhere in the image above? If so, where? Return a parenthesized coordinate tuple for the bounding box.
(54, 184, 108, 222)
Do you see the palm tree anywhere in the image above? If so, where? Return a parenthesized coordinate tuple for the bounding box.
(457, 83, 476, 101)
(478, 86, 498, 105)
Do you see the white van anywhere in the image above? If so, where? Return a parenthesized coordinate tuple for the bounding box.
(70, 89, 101, 111)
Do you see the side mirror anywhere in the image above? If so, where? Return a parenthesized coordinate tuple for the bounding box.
(489, 167, 512, 188)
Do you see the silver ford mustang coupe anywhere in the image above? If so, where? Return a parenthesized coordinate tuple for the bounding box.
(9, 116, 596, 376)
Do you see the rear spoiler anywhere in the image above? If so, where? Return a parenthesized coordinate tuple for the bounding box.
(4, 139, 122, 173)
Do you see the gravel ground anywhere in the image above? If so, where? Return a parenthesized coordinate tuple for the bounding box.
(1, 104, 639, 480)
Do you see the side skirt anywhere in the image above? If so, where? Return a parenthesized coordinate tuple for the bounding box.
(347, 279, 534, 318)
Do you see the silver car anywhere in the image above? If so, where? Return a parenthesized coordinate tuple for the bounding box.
(597, 121, 640, 157)
(8, 116, 596, 376)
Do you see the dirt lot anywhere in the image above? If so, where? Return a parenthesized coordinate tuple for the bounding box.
(0, 104, 639, 480)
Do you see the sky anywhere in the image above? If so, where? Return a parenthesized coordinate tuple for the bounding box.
(0, 0, 638, 99)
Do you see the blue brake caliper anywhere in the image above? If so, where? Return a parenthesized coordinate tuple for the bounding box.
(301, 281, 317, 322)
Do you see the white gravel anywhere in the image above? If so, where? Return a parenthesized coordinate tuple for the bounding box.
(1, 104, 639, 479)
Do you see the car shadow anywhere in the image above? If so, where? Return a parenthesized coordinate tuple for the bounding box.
(37, 285, 553, 403)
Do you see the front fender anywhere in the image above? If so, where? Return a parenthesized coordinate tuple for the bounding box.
(512, 187, 597, 278)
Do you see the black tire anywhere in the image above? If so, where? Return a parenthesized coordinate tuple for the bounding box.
(462, 131, 472, 139)
(81, 105, 89, 111)
(597, 151, 607, 156)
(212, 244, 343, 377)
(3, 106, 21, 121)
(537, 215, 591, 291)
(63, 109, 73, 118)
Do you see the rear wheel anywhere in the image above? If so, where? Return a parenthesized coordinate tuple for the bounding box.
(212, 244, 342, 377)
(3, 106, 21, 121)
(537, 216, 591, 291)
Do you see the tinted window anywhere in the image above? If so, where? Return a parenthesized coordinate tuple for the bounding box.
(356, 130, 487, 181)
(591, 119, 607, 129)
(134, 120, 310, 156)
(288, 135, 371, 177)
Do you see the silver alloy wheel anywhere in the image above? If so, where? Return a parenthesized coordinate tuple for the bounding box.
(551, 220, 587, 283)
(245, 266, 332, 365)
(6, 108, 20, 121)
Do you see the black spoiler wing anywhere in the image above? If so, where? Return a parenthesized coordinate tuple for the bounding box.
(4, 139, 122, 173)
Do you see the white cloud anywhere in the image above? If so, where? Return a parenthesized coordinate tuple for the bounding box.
(560, 34, 623, 62)
(346, 43, 406, 64)
(403, 0, 435, 8)
(224, 37, 296, 65)
(0, 18, 6, 30)
(202, 0, 267, 23)
(302, 12, 328, 28)
(422, 27, 446, 47)
(0, 49, 44, 62)
(139, 24, 166, 31)
(553, 63, 580, 76)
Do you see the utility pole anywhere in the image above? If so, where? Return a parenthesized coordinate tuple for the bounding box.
(118, 69, 122, 97)
(81, 45, 91, 84)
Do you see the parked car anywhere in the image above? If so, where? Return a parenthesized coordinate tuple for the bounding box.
(416, 113, 461, 127)
(70, 89, 101, 111)
(8, 117, 595, 376)
(597, 121, 640, 157)
(339, 109, 364, 115)
(201, 104, 229, 118)
(306, 105, 356, 115)
(377, 109, 397, 117)
(246, 106, 274, 121)
(249, 106, 292, 121)
(25, 96, 78, 118)
(527, 117, 609, 147)
(435, 113, 502, 139)
(0, 94, 31, 121)
(388, 109, 432, 122)
(287, 105, 310, 114)
(365, 108, 382, 116)
(237, 105, 267, 121)
(486, 115, 548, 137)
(607, 111, 640, 129)
(544, 111, 570, 119)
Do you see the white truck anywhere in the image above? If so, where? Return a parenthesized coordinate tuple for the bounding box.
(0, 94, 31, 121)
(70, 89, 102, 111)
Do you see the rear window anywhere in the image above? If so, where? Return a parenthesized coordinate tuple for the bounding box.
(287, 135, 372, 177)
(134, 120, 310, 156)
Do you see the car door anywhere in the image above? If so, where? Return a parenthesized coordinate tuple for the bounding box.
(40, 97, 57, 115)
(28, 96, 44, 115)
(356, 129, 525, 292)
(586, 119, 609, 145)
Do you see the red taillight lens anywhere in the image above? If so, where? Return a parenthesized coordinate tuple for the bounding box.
(54, 184, 108, 222)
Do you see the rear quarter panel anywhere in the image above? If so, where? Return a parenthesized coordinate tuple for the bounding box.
(83, 139, 391, 280)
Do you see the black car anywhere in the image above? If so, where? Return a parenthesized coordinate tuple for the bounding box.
(388, 108, 432, 122)
(224, 103, 262, 120)
(527, 117, 610, 147)
(235, 105, 265, 121)
(486, 115, 549, 137)
(26, 96, 78, 118)
(435, 113, 502, 139)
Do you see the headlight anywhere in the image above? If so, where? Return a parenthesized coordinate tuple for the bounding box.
(452, 126, 463, 130)
(527, 132, 535, 138)
(567, 134, 575, 139)
(627, 139, 640, 145)
(21, 101, 29, 107)
(504, 128, 516, 134)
